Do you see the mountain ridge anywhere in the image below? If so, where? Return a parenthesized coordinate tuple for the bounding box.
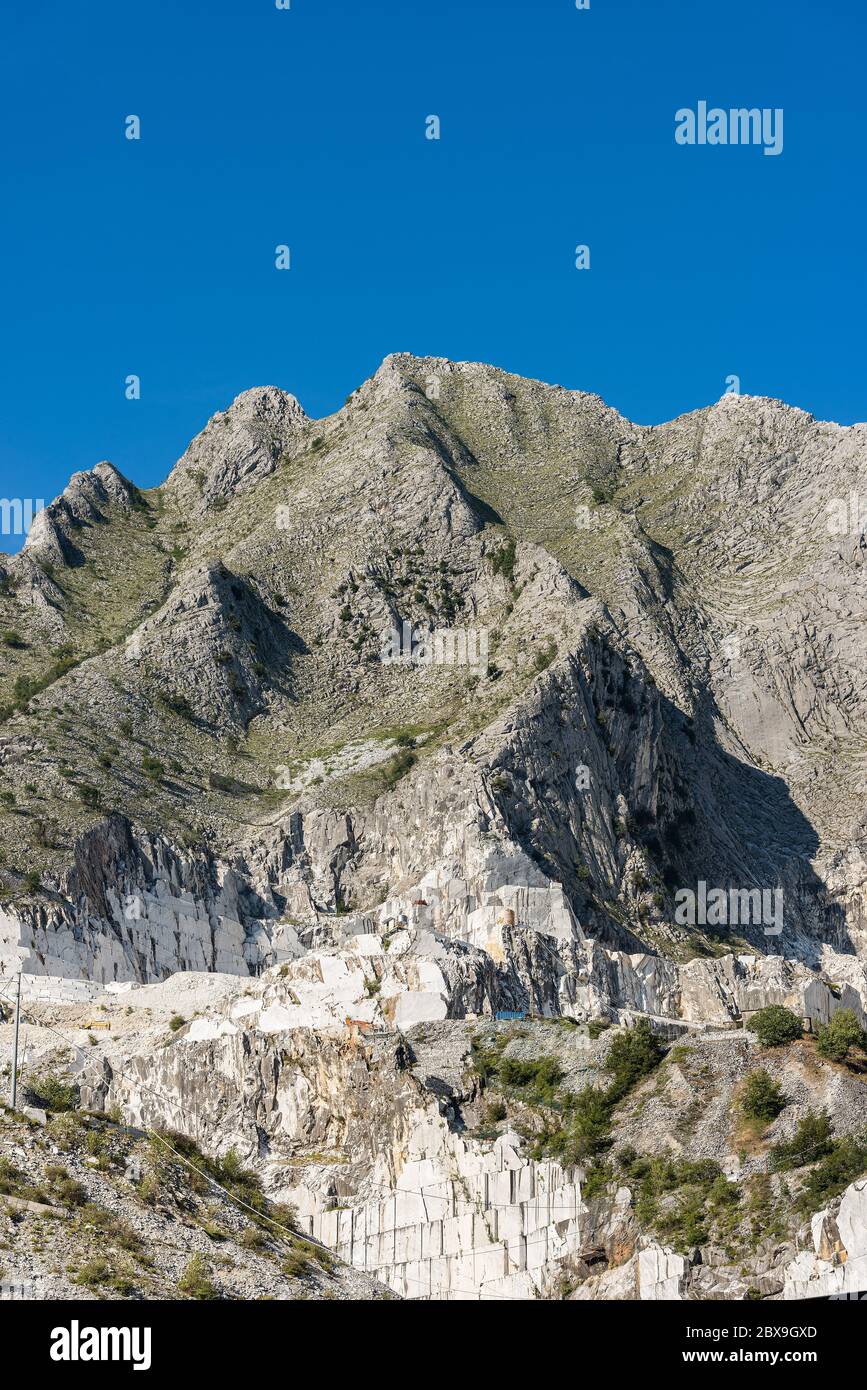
(0, 353, 864, 968)
(2, 355, 867, 1301)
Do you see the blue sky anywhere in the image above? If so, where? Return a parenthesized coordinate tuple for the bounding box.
(1, 0, 864, 549)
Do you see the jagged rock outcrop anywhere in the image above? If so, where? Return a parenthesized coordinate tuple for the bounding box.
(167, 386, 309, 511)
(783, 1181, 867, 1298)
(23, 461, 137, 569)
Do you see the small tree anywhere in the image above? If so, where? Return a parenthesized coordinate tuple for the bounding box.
(29, 1072, 77, 1112)
(740, 1069, 786, 1122)
(747, 1005, 803, 1048)
(604, 1018, 666, 1095)
(769, 1110, 833, 1171)
(815, 1009, 867, 1064)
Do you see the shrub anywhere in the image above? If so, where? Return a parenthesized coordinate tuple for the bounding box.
(152, 1128, 271, 1219)
(587, 1019, 611, 1040)
(747, 1005, 803, 1048)
(798, 1135, 867, 1211)
(76, 1203, 143, 1255)
(604, 1019, 666, 1097)
(159, 691, 195, 721)
(499, 1056, 564, 1104)
(141, 753, 165, 781)
(815, 1009, 867, 1064)
(177, 1254, 218, 1300)
(0, 1156, 23, 1194)
(551, 1085, 614, 1162)
(490, 538, 516, 582)
(168, 1014, 185, 1032)
(239, 1225, 269, 1252)
(48, 1167, 86, 1200)
(9, 647, 78, 711)
(282, 1247, 312, 1278)
(47, 1112, 82, 1150)
(85, 1130, 112, 1169)
(543, 1021, 666, 1165)
(28, 1072, 77, 1112)
(581, 1161, 612, 1200)
(533, 640, 557, 673)
(740, 1069, 786, 1123)
(54, 1175, 88, 1207)
(218, 1149, 246, 1181)
(470, 1037, 506, 1082)
(483, 1098, 507, 1124)
(617, 1151, 737, 1252)
(74, 1257, 110, 1289)
(769, 1110, 834, 1171)
(382, 748, 415, 790)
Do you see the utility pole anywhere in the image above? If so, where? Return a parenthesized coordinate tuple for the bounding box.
(10, 969, 21, 1110)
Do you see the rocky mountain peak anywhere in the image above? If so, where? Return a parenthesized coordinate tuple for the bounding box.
(166, 384, 309, 509)
(21, 458, 136, 568)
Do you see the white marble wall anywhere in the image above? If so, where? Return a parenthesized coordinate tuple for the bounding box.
(302, 1125, 584, 1301)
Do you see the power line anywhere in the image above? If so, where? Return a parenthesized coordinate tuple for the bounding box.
(10, 969, 21, 1109)
(1, 995, 335, 1259)
(2, 992, 590, 1285)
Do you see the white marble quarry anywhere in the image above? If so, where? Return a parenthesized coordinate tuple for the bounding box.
(393, 991, 448, 1028)
(0, 887, 256, 986)
(383, 865, 582, 950)
(784, 1181, 867, 1298)
(638, 1246, 688, 1300)
(186, 1016, 240, 1042)
(2, 804, 865, 1047)
(299, 1125, 584, 1301)
(19, 975, 103, 1004)
(3, 868, 865, 1036)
